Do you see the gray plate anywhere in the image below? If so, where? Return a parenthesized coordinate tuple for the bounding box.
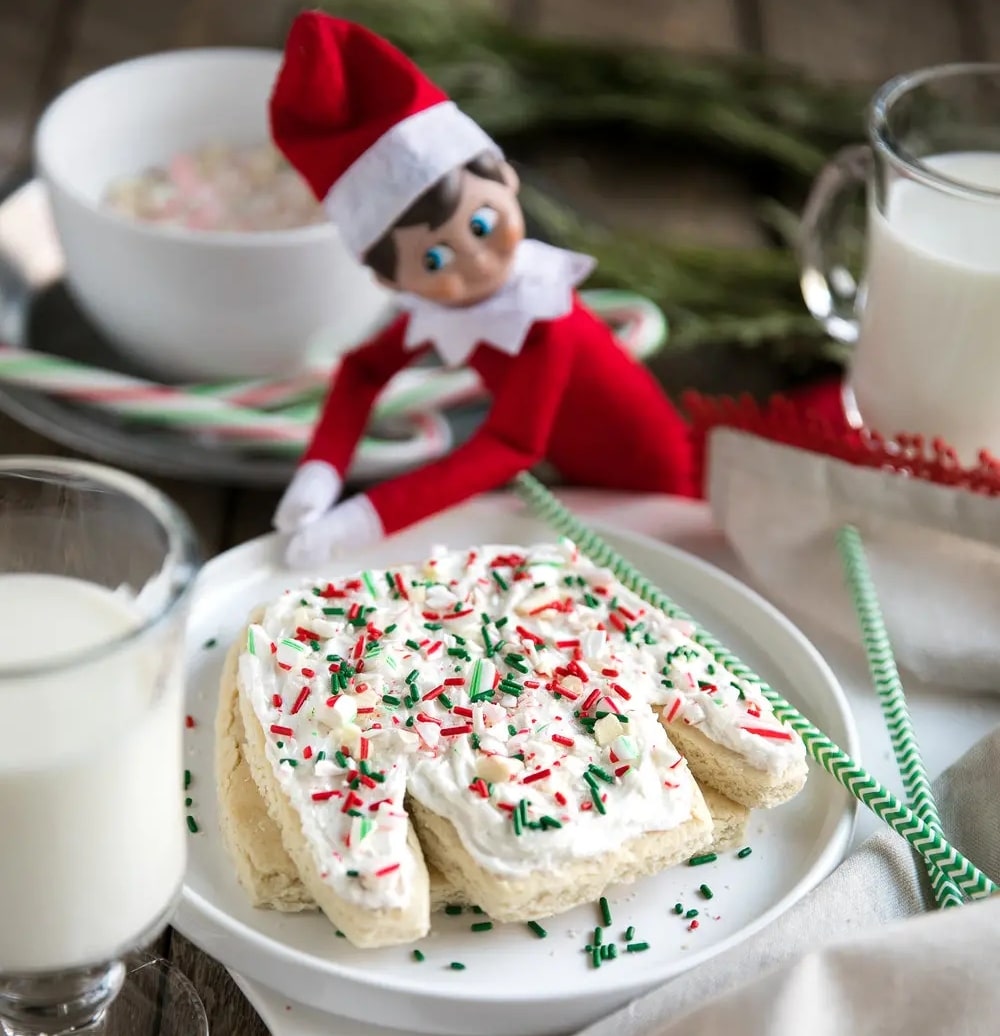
(0, 176, 488, 488)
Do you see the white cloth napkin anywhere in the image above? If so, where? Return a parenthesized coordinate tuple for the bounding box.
(577, 725, 1000, 1036)
(707, 427, 1000, 691)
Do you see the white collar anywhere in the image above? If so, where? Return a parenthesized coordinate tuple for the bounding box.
(395, 239, 595, 368)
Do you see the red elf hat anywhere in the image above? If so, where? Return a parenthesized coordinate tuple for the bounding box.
(270, 11, 502, 259)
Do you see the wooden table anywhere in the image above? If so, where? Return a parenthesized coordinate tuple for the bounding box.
(2, 0, 999, 1031)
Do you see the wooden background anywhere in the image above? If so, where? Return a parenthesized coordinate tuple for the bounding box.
(1, 0, 998, 1032)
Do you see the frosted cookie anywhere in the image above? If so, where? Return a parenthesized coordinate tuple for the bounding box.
(216, 632, 468, 914)
(219, 642, 746, 912)
(228, 542, 722, 946)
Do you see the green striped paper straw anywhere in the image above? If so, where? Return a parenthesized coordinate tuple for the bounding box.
(513, 472, 998, 900)
(836, 525, 965, 909)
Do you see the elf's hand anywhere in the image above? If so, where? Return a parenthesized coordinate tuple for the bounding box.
(285, 494, 385, 569)
(273, 460, 342, 533)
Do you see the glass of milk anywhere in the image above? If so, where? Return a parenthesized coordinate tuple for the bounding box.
(0, 458, 206, 1034)
(800, 63, 1000, 462)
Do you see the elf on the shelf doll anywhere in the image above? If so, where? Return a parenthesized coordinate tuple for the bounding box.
(270, 12, 694, 567)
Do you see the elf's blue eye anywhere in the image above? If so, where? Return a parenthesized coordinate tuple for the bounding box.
(423, 244, 455, 272)
(469, 206, 498, 238)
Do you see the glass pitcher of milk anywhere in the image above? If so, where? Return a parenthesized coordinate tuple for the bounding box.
(0, 458, 207, 1034)
(800, 63, 1000, 463)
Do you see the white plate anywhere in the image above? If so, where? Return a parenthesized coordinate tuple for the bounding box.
(175, 498, 858, 1036)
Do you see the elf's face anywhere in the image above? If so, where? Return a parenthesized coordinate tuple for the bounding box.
(385, 163, 524, 307)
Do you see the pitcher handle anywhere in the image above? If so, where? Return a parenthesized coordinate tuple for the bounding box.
(798, 144, 872, 345)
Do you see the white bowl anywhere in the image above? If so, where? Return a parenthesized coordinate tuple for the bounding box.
(33, 49, 392, 381)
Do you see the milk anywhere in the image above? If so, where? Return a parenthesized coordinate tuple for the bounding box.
(0, 575, 186, 972)
(852, 152, 1000, 461)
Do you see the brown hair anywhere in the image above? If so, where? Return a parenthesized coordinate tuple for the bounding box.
(363, 152, 506, 281)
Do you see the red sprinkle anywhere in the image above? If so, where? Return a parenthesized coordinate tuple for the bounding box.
(608, 613, 627, 632)
(290, 687, 311, 715)
(601, 668, 619, 677)
(515, 625, 544, 644)
(618, 605, 638, 621)
(359, 738, 371, 760)
(665, 698, 682, 723)
(453, 706, 474, 718)
(741, 725, 794, 741)
(422, 686, 446, 702)
(318, 582, 347, 599)
(524, 679, 541, 688)
(440, 725, 473, 737)
(300, 668, 315, 678)
(303, 746, 314, 760)
(347, 603, 361, 621)
(469, 778, 490, 798)
(352, 635, 366, 660)
(556, 639, 580, 648)
(444, 677, 465, 686)
(522, 768, 551, 785)
(295, 626, 322, 642)
(688, 920, 700, 931)
(554, 791, 568, 806)
(610, 682, 632, 701)
(393, 572, 409, 599)
(426, 641, 443, 655)
(581, 689, 602, 713)
(185, 715, 196, 729)
(443, 609, 474, 621)
(272, 694, 283, 709)
(375, 863, 400, 877)
(311, 790, 338, 801)
(270, 724, 294, 737)
(341, 791, 364, 813)
(614, 764, 630, 778)
(277, 662, 292, 671)
(325, 695, 339, 707)
(552, 734, 575, 747)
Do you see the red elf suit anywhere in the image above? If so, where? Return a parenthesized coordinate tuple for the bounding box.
(270, 13, 693, 567)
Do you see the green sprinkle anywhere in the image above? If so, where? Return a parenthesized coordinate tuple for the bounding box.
(685, 909, 699, 919)
(599, 896, 613, 927)
(316, 751, 326, 761)
(591, 946, 602, 969)
(184, 769, 192, 790)
(471, 906, 485, 914)
(625, 925, 635, 941)
(608, 944, 618, 959)
(593, 926, 603, 945)
(382, 694, 401, 707)
(347, 808, 363, 817)
(334, 751, 348, 767)
(470, 733, 481, 749)
(203, 637, 217, 649)
(424, 622, 443, 631)
(449, 962, 466, 971)
(505, 653, 530, 673)
(279, 758, 299, 767)
(673, 903, 684, 915)
(439, 693, 453, 709)
(322, 606, 345, 616)
(412, 949, 425, 962)
(186, 816, 199, 834)
(184, 797, 192, 808)
(496, 616, 508, 628)
(447, 648, 471, 660)
(469, 658, 484, 698)
(246, 628, 257, 655)
(539, 815, 562, 829)
(361, 571, 377, 596)
(335, 930, 346, 938)
(589, 765, 614, 784)
(471, 921, 493, 932)
(492, 571, 509, 591)
(405, 639, 421, 650)
(346, 869, 359, 877)
(405, 668, 419, 684)
(699, 883, 714, 900)
(600, 944, 612, 960)
(688, 852, 717, 866)
(527, 921, 547, 938)
(626, 942, 650, 953)
(508, 724, 518, 736)
(384, 623, 397, 634)
(445, 904, 463, 915)
(738, 846, 753, 859)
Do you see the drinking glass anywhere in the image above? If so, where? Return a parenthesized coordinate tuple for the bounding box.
(799, 63, 1000, 461)
(0, 457, 207, 1035)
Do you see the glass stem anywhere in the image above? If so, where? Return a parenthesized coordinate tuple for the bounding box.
(0, 961, 125, 1035)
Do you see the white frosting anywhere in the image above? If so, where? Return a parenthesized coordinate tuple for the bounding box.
(236, 541, 804, 910)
